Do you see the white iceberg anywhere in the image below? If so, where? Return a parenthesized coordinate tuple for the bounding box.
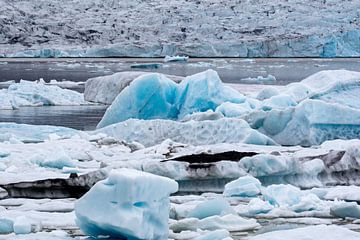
(262, 184, 323, 213)
(246, 198, 274, 215)
(241, 74, 276, 84)
(164, 55, 189, 62)
(75, 168, 178, 239)
(223, 176, 262, 198)
(0, 80, 88, 109)
(246, 99, 360, 146)
(330, 201, 360, 219)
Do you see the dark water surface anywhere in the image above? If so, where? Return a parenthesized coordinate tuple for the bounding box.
(0, 105, 107, 131)
(1, 58, 359, 130)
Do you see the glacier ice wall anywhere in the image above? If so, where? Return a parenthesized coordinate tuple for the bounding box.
(0, 1, 359, 57)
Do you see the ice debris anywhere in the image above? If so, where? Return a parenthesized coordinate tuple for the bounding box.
(75, 168, 178, 239)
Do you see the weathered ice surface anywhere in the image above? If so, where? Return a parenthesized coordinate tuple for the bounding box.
(96, 118, 276, 147)
(0, 1, 359, 57)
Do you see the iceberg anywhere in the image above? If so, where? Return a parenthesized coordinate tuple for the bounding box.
(262, 184, 323, 212)
(246, 198, 274, 215)
(170, 214, 259, 232)
(0, 80, 88, 109)
(84, 71, 183, 104)
(164, 55, 189, 62)
(244, 70, 360, 146)
(13, 216, 32, 235)
(97, 70, 246, 128)
(96, 118, 276, 147)
(223, 176, 261, 198)
(241, 74, 276, 84)
(187, 198, 234, 219)
(330, 202, 360, 219)
(246, 99, 360, 146)
(75, 168, 178, 239)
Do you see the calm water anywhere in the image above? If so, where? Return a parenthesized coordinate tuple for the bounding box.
(0, 105, 107, 131)
(1, 58, 359, 130)
(1, 58, 360, 85)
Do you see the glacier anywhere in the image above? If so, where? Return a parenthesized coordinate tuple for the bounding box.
(74, 168, 178, 239)
(0, 1, 360, 57)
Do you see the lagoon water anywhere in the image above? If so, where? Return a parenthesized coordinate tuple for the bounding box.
(1, 58, 359, 130)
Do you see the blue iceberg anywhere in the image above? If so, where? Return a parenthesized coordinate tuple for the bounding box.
(97, 70, 245, 128)
(75, 169, 178, 240)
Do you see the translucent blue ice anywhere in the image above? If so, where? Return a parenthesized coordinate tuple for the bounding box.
(97, 70, 245, 128)
(75, 169, 178, 239)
